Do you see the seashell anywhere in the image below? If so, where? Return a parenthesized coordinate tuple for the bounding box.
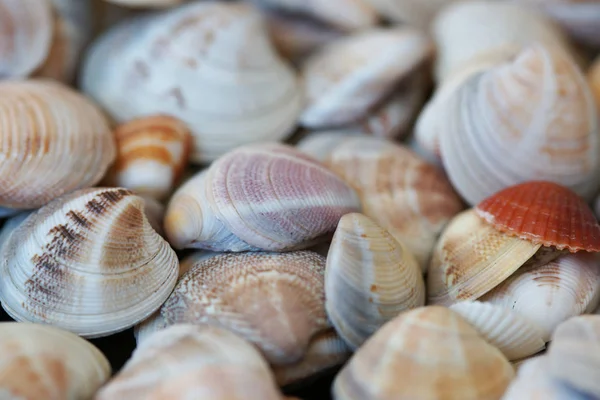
(589, 56, 600, 111)
(324, 136, 464, 271)
(300, 28, 433, 129)
(0, 187, 179, 338)
(333, 306, 515, 400)
(325, 213, 425, 349)
(0, 322, 111, 400)
(96, 324, 285, 400)
(362, 0, 460, 29)
(480, 252, 600, 341)
(165, 144, 361, 252)
(449, 301, 546, 361)
(140, 195, 165, 237)
(476, 181, 600, 253)
(546, 315, 600, 398)
(103, 0, 184, 8)
(296, 130, 368, 162)
(153, 251, 328, 366)
(0, 211, 33, 253)
(0, 79, 116, 210)
(104, 115, 192, 201)
(427, 209, 543, 306)
(273, 329, 352, 387)
(80, 2, 302, 163)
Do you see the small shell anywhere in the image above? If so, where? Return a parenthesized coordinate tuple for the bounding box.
(104, 115, 192, 201)
(300, 28, 432, 128)
(325, 213, 425, 349)
(155, 251, 328, 366)
(324, 136, 464, 271)
(449, 301, 546, 361)
(476, 181, 600, 253)
(480, 253, 600, 341)
(96, 324, 285, 400)
(0, 79, 116, 209)
(333, 306, 515, 400)
(0, 323, 111, 400)
(165, 144, 361, 251)
(0, 187, 179, 338)
(427, 209, 542, 306)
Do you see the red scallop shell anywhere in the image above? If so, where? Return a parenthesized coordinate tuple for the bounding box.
(475, 181, 600, 252)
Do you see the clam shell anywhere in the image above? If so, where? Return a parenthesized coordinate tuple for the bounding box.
(449, 301, 545, 361)
(0, 323, 111, 400)
(156, 251, 328, 366)
(324, 136, 464, 272)
(476, 181, 600, 253)
(96, 324, 284, 400)
(427, 209, 542, 306)
(325, 213, 425, 349)
(333, 306, 515, 400)
(0, 79, 116, 209)
(480, 252, 600, 341)
(300, 28, 432, 128)
(0, 187, 179, 338)
(80, 2, 302, 163)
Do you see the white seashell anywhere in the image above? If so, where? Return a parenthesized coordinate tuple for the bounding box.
(0, 211, 33, 253)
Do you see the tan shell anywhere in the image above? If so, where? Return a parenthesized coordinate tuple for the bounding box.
(0, 187, 179, 338)
(96, 324, 285, 400)
(427, 209, 543, 306)
(0, 322, 111, 400)
(325, 213, 425, 349)
(333, 306, 515, 400)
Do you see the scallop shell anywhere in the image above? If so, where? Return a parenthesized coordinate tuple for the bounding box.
(165, 144, 361, 252)
(80, 2, 302, 163)
(449, 301, 546, 361)
(427, 209, 542, 306)
(362, 0, 459, 28)
(0, 187, 179, 338)
(155, 251, 328, 367)
(325, 213, 425, 349)
(0, 323, 111, 400)
(480, 252, 600, 341)
(0, 79, 116, 210)
(324, 136, 464, 271)
(300, 27, 432, 128)
(333, 306, 515, 400)
(476, 181, 600, 253)
(96, 324, 285, 400)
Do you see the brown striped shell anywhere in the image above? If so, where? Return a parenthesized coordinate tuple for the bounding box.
(0, 187, 179, 338)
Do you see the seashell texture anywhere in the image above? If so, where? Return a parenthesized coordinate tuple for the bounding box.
(104, 0, 184, 8)
(362, 0, 460, 28)
(153, 251, 328, 367)
(300, 28, 432, 128)
(324, 136, 464, 271)
(0, 187, 179, 338)
(0, 323, 111, 400)
(476, 181, 600, 253)
(165, 144, 361, 252)
(325, 213, 425, 349)
(333, 306, 515, 400)
(81, 2, 302, 163)
(105, 115, 192, 201)
(0, 211, 33, 253)
(427, 209, 543, 306)
(480, 252, 600, 341)
(0, 79, 116, 210)
(449, 301, 546, 361)
(96, 324, 285, 400)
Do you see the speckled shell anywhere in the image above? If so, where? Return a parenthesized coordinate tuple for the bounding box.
(0, 187, 179, 338)
(96, 324, 284, 400)
(300, 28, 432, 128)
(427, 209, 542, 306)
(165, 144, 361, 252)
(324, 136, 464, 272)
(480, 253, 600, 341)
(80, 2, 302, 163)
(362, 0, 460, 28)
(0, 79, 116, 210)
(153, 251, 328, 367)
(333, 306, 515, 400)
(325, 213, 425, 349)
(0, 323, 111, 400)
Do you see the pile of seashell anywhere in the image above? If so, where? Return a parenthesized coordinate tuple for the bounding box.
(2, 0, 600, 399)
